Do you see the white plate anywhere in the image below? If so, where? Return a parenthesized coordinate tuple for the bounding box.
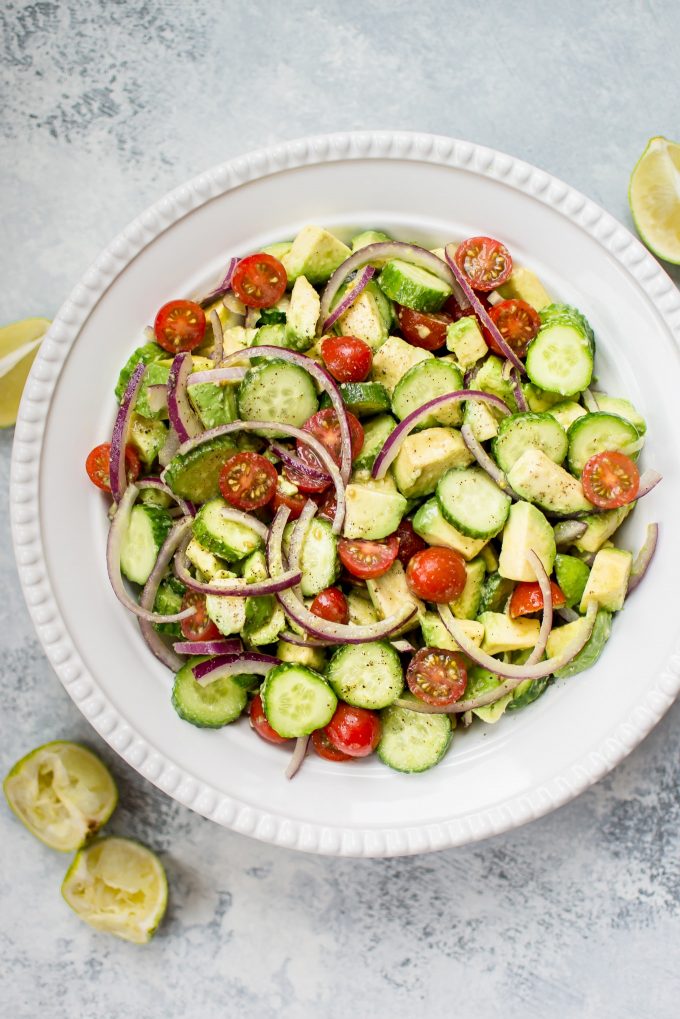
(11, 132, 680, 857)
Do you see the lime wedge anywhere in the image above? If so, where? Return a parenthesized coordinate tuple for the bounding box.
(629, 136, 680, 264)
(61, 837, 168, 943)
(0, 316, 51, 428)
(3, 741, 118, 852)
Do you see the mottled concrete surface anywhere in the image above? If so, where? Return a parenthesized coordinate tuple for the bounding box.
(1, 1, 680, 1017)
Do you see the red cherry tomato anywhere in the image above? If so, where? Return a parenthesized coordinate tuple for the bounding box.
(509, 580, 567, 618)
(179, 590, 221, 642)
(317, 489, 338, 521)
(320, 335, 372, 382)
(272, 481, 307, 519)
(485, 299, 540, 358)
(250, 693, 289, 745)
(443, 292, 491, 320)
(581, 451, 640, 509)
(396, 305, 453, 351)
(311, 729, 353, 761)
(310, 586, 349, 624)
(407, 647, 468, 706)
(393, 518, 428, 567)
(406, 546, 467, 603)
(85, 443, 141, 492)
(154, 299, 206, 354)
(454, 236, 513, 292)
(231, 253, 287, 309)
(338, 535, 399, 580)
(290, 409, 364, 489)
(322, 703, 381, 758)
(218, 452, 277, 511)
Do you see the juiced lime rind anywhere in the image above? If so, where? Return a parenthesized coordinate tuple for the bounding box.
(3, 740, 118, 852)
(61, 836, 168, 944)
(629, 136, 680, 265)
(0, 316, 51, 428)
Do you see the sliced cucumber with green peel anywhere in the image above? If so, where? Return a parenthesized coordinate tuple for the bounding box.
(566, 412, 640, 475)
(326, 641, 403, 709)
(540, 303, 595, 351)
(478, 572, 515, 614)
(261, 664, 337, 737)
(164, 434, 238, 503)
(593, 395, 646, 435)
(391, 359, 464, 428)
(525, 319, 594, 396)
(193, 498, 263, 561)
(172, 656, 248, 727)
(237, 360, 318, 434)
(436, 467, 511, 539)
(377, 259, 452, 312)
(294, 516, 339, 597)
(320, 381, 391, 417)
(188, 381, 238, 429)
(377, 695, 452, 773)
(120, 505, 173, 586)
(492, 412, 568, 473)
(352, 413, 397, 472)
(153, 575, 185, 637)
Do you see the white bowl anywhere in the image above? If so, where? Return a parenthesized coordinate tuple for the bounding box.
(11, 131, 680, 857)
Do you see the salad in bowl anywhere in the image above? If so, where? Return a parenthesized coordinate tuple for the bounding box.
(87, 225, 660, 778)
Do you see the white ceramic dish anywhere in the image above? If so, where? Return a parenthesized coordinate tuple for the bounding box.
(11, 132, 680, 857)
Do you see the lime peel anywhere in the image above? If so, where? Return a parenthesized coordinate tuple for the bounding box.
(629, 136, 680, 265)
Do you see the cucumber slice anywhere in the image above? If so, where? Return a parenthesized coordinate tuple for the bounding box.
(295, 516, 339, 597)
(320, 381, 391, 417)
(566, 411, 640, 475)
(326, 641, 403, 710)
(164, 434, 238, 503)
(436, 467, 511, 539)
(478, 572, 515, 614)
(172, 656, 248, 727)
(115, 343, 165, 402)
(593, 395, 646, 435)
(237, 360, 318, 434)
(193, 497, 263, 561)
(120, 505, 173, 586)
(352, 413, 397, 472)
(188, 380, 238, 429)
(391, 359, 464, 428)
(492, 412, 568, 473)
(525, 321, 594, 396)
(377, 695, 452, 773)
(377, 259, 452, 313)
(250, 324, 290, 360)
(261, 664, 337, 737)
(153, 575, 185, 637)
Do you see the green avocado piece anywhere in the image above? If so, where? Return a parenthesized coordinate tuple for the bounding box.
(554, 553, 590, 608)
(553, 609, 612, 679)
(163, 435, 238, 503)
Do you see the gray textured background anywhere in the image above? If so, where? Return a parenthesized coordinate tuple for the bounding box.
(2, 2, 680, 1017)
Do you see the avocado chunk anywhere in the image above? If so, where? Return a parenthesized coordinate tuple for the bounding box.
(548, 400, 587, 431)
(446, 317, 488, 368)
(347, 590, 380, 627)
(351, 229, 392, 251)
(352, 414, 397, 472)
(163, 434, 238, 503)
(412, 499, 489, 561)
(522, 383, 565, 413)
(479, 571, 514, 614)
(343, 483, 407, 540)
(134, 361, 171, 420)
(367, 560, 423, 631)
(465, 667, 513, 723)
(548, 609, 612, 679)
(478, 612, 540, 654)
(333, 280, 391, 350)
(285, 275, 319, 350)
(420, 612, 484, 652)
(185, 537, 226, 580)
(188, 380, 237, 429)
(281, 226, 350, 285)
(392, 427, 473, 499)
(573, 503, 634, 554)
(222, 325, 257, 354)
(128, 413, 168, 467)
(450, 557, 486, 620)
(262, 240, 293, 261)
(205, 571, 247, 636)
(115, 342, 165, 402)
(498, 501, 556, 582)
(507, 448, 593, 515)
(579, 547, 632, 612)
(464, 399, 501, 442)
(371, 335, 433, 393)
(496, 266, 553, 310)
(554, 553, 590, 608)
(276, 639, 326, 671)
(474, 355, 517, 409)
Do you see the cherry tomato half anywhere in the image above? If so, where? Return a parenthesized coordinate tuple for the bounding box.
(179, 590, 221, 642)
(290, 409, 364, 490)
(485, 299, 540, 358)
(322, 703, 381, 758)
(581, 451, 640, 509)
(510, 580, 566, 618)
(250, 693, 289, 745)
(454, 236, 513, 292)
(231, 253, 287, 309)
(310, 586, 349, 624)
(407, 647, 468, 707)
(311, 729, 353, 761)
(272, 481, 307, 519)
(320, 335, 372, 383)
(317, 489, 338, 521)
(219, 452, 277, 511)
(154, 299, 206, 354)
(338, 535, 399, 580)
(393, 518, 428, 567)
(85, 442, 141, 493)
(396, 305, 453, 351)
(406, 546, 467, 603)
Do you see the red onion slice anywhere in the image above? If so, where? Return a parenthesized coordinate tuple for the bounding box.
(189, 366, 247, 385)
(461, 423, 519, 499)
(167, 353, 202, 443)
(636, 469, 662, 500)
(279, 631, 332, 648)
(173, 638, 243, 656)
(209, 308, 224, 363)
(162, 421, 345, 534)
(391, 639, 416, 653)
(322, 265, 375, 331)
(509, 367, 528, 410)
(627, 522, 659, 594)
(137, 477, 196, 517)
(525, 549, 554, 665)
(582, 388, 600, 413)
(557, 606, 580, 623)
(138, 517, 197, 671)
(285, 735, 310, 780)
(288, 499, 318, 574)
(174, 536, 301, 596)
(444, 244, 525, 373)
(554, 520, 587, 547)
(371, 389, 511, 480)
(267, 506, 417, 643)
(318, 241, 455, 337)
(269, 442, 332, 484)
(198, 256, 239, 306)
(110, 362, 147, 503)
(158, 427, 180, 468)
(192, 652, 279, 686)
